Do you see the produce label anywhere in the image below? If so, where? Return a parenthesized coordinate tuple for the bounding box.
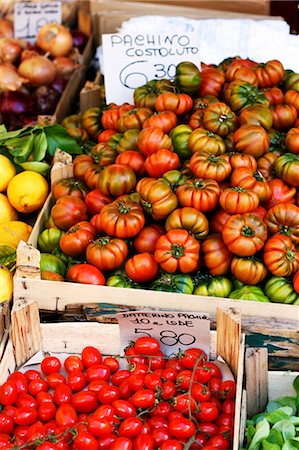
(14, 1, 61, 39)
(117, 310, 210, 356)
(102, 32, 201, 104)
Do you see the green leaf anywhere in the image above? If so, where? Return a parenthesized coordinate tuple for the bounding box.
(262, 439, 280, 450)
(282, 438, 299, 450)
(0, 245, 16, 266)
(278, 397, 297, 415)
(33, 131, 47, 161)
(267, 402, 282, 413)
(0, 124, 7, 134)
(249, 419, 271, 450)
(266, 429, 284, 446)
(245, 424, 257, 448)
(44, 125, 81, 156)
(13, 133, 35, 164)
(282, 421, 296, 441)
(266, 407, 293, 424)
(293, 376, 299, 395)
(0, 125, 32, 142)
(18, 161, 51, 176)
(5, 135, 32, 155)
(290, 416, 299, 425)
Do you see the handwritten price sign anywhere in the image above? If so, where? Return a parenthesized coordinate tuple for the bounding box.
(14, 1, 61, 39)
(117, 310, 210, 356)
(102, 32, 201, 104)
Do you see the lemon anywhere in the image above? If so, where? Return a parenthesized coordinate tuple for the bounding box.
(7, 171, 49, 214)
(0, 264, 13, 303)
(0, 221, 32, 248)
(0, 193, 18, 224)
(0, 155, 16, 193)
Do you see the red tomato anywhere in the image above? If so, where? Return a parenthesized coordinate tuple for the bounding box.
(82, 347, 103, 368)
(205, 362, 222, 379)
(15, 393, 37, 409)
(209, 377, 223, 398)
(28, 379, 48, 397)
(161, 381, 177, 401)
(103, 357, 119, 373)
(180, 348, 207, 369)
(176, 370, 192, 390)
(0, 382, 18, 406)
(88, 380, 108, 394)
(125, 253, 159, 283)
(64, 356, 84, 373)
(53, 384, 72, 406)
(133, 224, 165, 254)
(36, 441, 56, 450)
(85, 189, 113, 215)
(118, 417, 143, 438)
(191, 383, 211, 402)
(98, 434, 118, 449)
(0, 415, 13, 434)
(111, 370, 130, 386)
(47, 373, 66, 389)
(13, 407, 38, 426)
(41, 356, 61, 376)
(55, 404, 78, 428)
(131, 390, 156, 409)
(134, 337, 161, 356)
(66, 264, 106, 286)
(87, 417, 113, 438)
(133, 435, 154, 450)
(221, 380, 236, 400)
(152, 428, 172, 447)
(169, 417, 196, 439)
(197, 422, 219, 438)
(38, 402, 56, 422)
(197, 402, 220, 422)
(86, 365, 111, 383)
(98, 386, 120, 405)
(72, 431, 99, 450)
(161, 440, 183, 450)
(8, 373, 28, 395)
(24, 370, 41, 383)
(207, 435, 230, 449)
(112, 400, 136, 419)
(110, 437, 133, 450)
(72, 391, 98, 413)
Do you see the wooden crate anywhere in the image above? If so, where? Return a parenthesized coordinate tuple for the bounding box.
(0, 303, 245, 449)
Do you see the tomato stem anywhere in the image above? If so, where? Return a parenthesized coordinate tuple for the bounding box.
(241, 225, 255, 237)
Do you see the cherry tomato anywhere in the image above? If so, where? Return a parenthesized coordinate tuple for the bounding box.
(53, 385, 72, 406)
(72, 391, 98, 413)
(148, 416, 168, 430)
(180, 348, 207, 369)
(133, 435, 154, 450)
(131, 390, 156, 408)
(110, 437, 133, 450)
(98, 386, 120, 405)
(161, 368, 178, 382)
(176, 370, 192, 390)
(88, 380, 109, 394)
(209, 377, 223, 398)
(93, 405, 115, 419)
(13, 407, 38, 426)
(216, 413, 234, 428)
(98, 434, 118, 449)
(8, 373, 28, 395)
(128, 373, 145, 392)
(86, 365, 111, 383)
(103, 357, 119, 373)
(24, 370, 41, 383)
(38, 402, 56, 422)
(221, 380, 236, 400)
(161, 381, 177, 400)
(36, 392, 53, 405)
(41, 357, 61, 376)
(205, 362, 222, 379)
(207, 435, 230, 449)
(28, 379, 49, 397)
(198, 402, 220, 422)
(134, 337, 161, 356)
(1, 406, 16, 418)
(87, 417, 113, 438)
(81, 347, 102, 368)
(152, 428, 172, 447)
(15, 393, 37, 409)
(26, 422, 46, 442)
(169, 417, 196, 439)
(111, 370, 131, 386)
(47, 373, 66, 389)
(0, 415, 13, 434)
(197, 422, 219, 438)
(161, 440, 183, 450)
(119, 417, 143, 438)
(67, 371, 87, 392)
(144, 373, 162, 391)
(151, 401, 172, 418)
(112, 400, 136, 419)
(36, 442, 56, 450)
(191, 383, 211, 402)
(55, 404, 78, 428)
(64, 356, 84, 373)
(195, 367, 212, 384)
(174, 393, 197, 414)
(73, 431, 99, 450)
(0, 382, 18, 406)
(221, 399, 235, 416)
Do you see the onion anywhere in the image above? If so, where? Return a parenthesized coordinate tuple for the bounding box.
(51, 74, 68, 94)
(21, 49, 40, 61)
(36, 23, 73, 57)
(0, 18, 13, 38)
(34, 86, 59, 115)
(0, 90, 35, 114)
(18, 55, 56, 86)
(71, 30, 88, 52)
(0, 38, 23, 64)
(53, 56, 79, 76)
(0, 63, 26, 91)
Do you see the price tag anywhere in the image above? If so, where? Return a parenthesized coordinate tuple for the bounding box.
(14, 1, 62, 40)
(102, 32, 201, 104)
(117, 310, 210, 357)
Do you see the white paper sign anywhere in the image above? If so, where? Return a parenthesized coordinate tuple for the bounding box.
(14, 1, 62, 39)
(117, 310, 210, 357)
(102, 32, 201, 104)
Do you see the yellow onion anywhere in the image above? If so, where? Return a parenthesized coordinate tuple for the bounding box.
(0, 63, 27, 91)
(0, 38, 23, 64)
(36, 23, 73, 57)
(53, 56, 79, 77)
(21, 49, 40, 61)
(0, 18, 13, 38)
(18, 55, 56, 86)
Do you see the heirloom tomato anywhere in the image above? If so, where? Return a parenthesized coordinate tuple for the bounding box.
(274, 153, 299, 187)
(155, 92, 193, 115)
(190, 152, 231, 183)
(194, 275, 232, 298)
(125, 253, 159, 283)
(117, 107, 153, 133)
(255, 59, 285, 88)
(138, 127, 172, 156)
(188, 128, 226, 156)
(230, 168, 271, 203)
(228, 82, 269, 113)
(98, 129, 118, 143)
(161, 170, 190, 192)
(115, 151, 146, 177)
(81, 107, 102, 140)
(203, 102, 237, 137)
(229, 152, 257, 171)
(133, 224, 165, 254)
(264, 179, 296, 209)
(51, 195, 88, 231)
(133, 79, 174, 109)
(101, 104, 134, 131)
(210, 209, 231, 233)
(262, 86, 284, 105)
(100, 200, 145, 238)
(73, 155, 94, 181)
(144, 149, 180, 178)
(98, 164, 137, 196)
(59, 221, 97, 257)
(199, 68, 225, 98)
(142, 111, 177, 133)
(271, 104, 297, 130)
(233, 124, 270, 158)
(91, 143, 116, 166)
(53, 178, 88, 200)
(165, 207, 209, 240)
(175, 61, 201, 96)
(67, 264, 105, 285)
(265, 203, 299, 244)
(264, 234, 299, 277)
(154, 229, 200, 273)
(86, 237, 128, 271)
(219, 186, 259, 214)
(238, 104, 273, 130)
(229, 286, 269, 302)
(265, 276, 299, 304)
(285, 89, 299, 114)
(231, 256, 267, 285)
(176, 178, 221, 212)
(201, 233, 232, 275)
(226, 62, 257, 86)
(40, 253, 66, 276)
(293, 271, 299, 294)
(90, 213, 103, 234)
(37, 228, 64, 253)
(84, 164, 104, 190)
(116, 129, 138, 153)
(169, 124, 192, 160)
(222, 212, 267, 256)
(107, 272, 140, 289)
(256, 152, 278, 181)
(85, 188, 113, 215)
(136, 178, 178, 220)
(285, 128, 299, 154)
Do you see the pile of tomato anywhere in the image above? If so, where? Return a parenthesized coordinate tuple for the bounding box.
(39, 58, 299, 303)
(0, 338, 236, 449)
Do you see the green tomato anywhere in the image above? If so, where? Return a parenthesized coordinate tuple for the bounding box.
(37, 228, 64, 253)
(40, 253, 66, 276)
(194, 276, 233, 298)
(150, 272, 194, 294)
(264, 276, 299, 304)
(229, 285, 269, 302)
(107, 274, 140, 289)
(169, 124, 193, 160)
(175, 61, 201, 96)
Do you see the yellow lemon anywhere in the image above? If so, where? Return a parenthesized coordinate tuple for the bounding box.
(0, 193, 18, 224)
(0, 264, 13, 303)
(0, 221, 33, 248)
(7, 171, 49, 214)
(0, 155, 16, 192)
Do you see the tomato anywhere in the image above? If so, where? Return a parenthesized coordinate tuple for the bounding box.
(265, 203, 299, 244)
(116, 130, 138, 154)
(271, 104, 297, 131)
(8, 372, 28, 395)
(0, 416, 13, 435)
(227, 81, 269, 113)
(155, 92, 193, 115)
(86, 237, 128, 271)
(86, 364, 111, 383)
(238, 104, 273, 130)
(98, 434, 118, 449)
(176, 178, 220, 212)
(154, 229, 200, 274)
(219, 187, 259, 214)
(170, 124, 193, 160)
(203, 102, 237, 137)
(194, 275, 233, 298)
(231, 256, 267, 285)
(133, 337, 160, 356)
(81, 107, 102, 139)
(175, 61, 201, 96)
(124, 253, 159, 283)
(222, 213, 267, 256)
(293, 271, 299, 294)
(264, 234, 299, 277)
(221, 380, 236, 400)
(136, 178, 178, 221)
(0, 381, 18, 406)
(133, 224, 165, 254)
(84, 165, 104, 190)
(67, 372, 87, 393)
(71, 391, 98, 414)
(197, 402, 220, 422)
(188, 128, 226, 156)
(98, 164, 136, 197)
(13, 407, 38, 426)
(191, 383, 211, 402)
(206, 435, 230, 449)
(231, 168, 271, 203)
(73, 155, 94, 181)
(199, 68, 225, 98)
(51, 195, 88, 231)
(229, 285, 269, 302)
(201, 234, 232, 275)
(37, 228, 64, 253)
(169, 417, 196, 439)
(274, 153, 299, 188)
(138, 127, 173, 157)
(233, 124, 269, 159)
(265, 276, 298, 304)
(73, 431, 99, 450)
(40, 356, 61, 376)
(210, 209, 231, 234)
(38, 402, 56, 422)
(100, 200, 145, 239)
(59, 221, 96, 257)
(117, 107, 153, 133)
(40, 253, 66, 277)
(101, 104, 134, 130)
(265, 178, 296, 210)
(53, 178, 88, 201)
(143, 111, 178, 133)
(91, 143, 116, 166)
(80, 346, 102, 368)
(130, 390, 156, 409)
(115, 151, 146, 177)
(66, 264, 105, 286)
(229, 152, 257, 171)
(165, 207, 208, 240)
(190, 152, 231, 183)
(150, 273, 194, 294)
(285, 89, 299, 114)
(144, 149, 180, 178)
(55, 404, 78, 429)
(87, 417, 113, 439)
(84, 189, 112, 216)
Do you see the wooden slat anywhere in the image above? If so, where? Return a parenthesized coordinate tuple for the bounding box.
(0, 339, 16, 385)
(80, 81, 102, 114)
(15, 242, 40, 280)
(11, 301, 42, 367)
(234, 334, 245, 450)
(245, 347, 268, 417)
(216, 308, 241, 378)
